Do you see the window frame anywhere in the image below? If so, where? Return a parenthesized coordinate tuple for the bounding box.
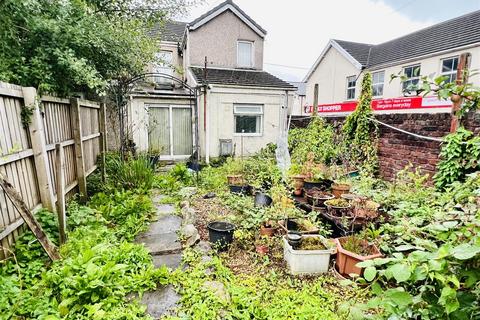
(237, 40, 255, 68)
(402, 64, 421, 94)
(153, 50, 174, 83)
(346, 75, 356, 100)
(372, 71, 385, 97)
(440, 56, 459, 84)
(233, 104, 263, 136)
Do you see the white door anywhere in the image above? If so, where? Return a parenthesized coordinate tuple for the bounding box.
(148, 105, 193, 160)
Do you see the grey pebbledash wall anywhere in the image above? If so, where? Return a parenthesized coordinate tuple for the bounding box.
(290, 112, 480, 181)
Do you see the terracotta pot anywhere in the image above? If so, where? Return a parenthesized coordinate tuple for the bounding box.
(260, 225, 276, 237)
(256, 244, 269, 255)
(334, 237, 382, 277)
(332, 183, 351, 198)
(291, 175, 305, 196)
(227, 174, 243, 186)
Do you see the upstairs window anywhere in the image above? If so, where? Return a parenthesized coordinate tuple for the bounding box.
(441, 57, 459, 83)
(372, 71, 385, 97)
(237, 41, 254, 68)
(234, 104, 263, 135)
(153, 50, 173, 83)
(402, 65, 421, 93)
(346, 75, 356, 100)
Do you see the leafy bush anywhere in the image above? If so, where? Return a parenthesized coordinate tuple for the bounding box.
(155, 163, 194, 194)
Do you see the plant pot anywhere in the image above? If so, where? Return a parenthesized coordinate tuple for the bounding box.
(149, 155, 160, 168)
(227, 174, 244, 186)
(340, 193, 359, 201)
(207, 221, 236, 251)
(305, 189, 335, 207)
(291, 175, 305, 196)
(303, 179, 334, 192)
(260, 225, 276, 237)
(229, 184, 251, 195)
(325, 200, 352, 218)
(254, 192, 273, 207)
(187, 162, 202, 172)
(334, 237, 382, 277)
(287, 233, 302, 249)
(283, 235, 335, 275)
(256, 244, 269, 255)
(332, 183, 351, 198)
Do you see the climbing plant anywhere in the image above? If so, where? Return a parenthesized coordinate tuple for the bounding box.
(342, 72, 378, 174)
(434, 127, 480, 190)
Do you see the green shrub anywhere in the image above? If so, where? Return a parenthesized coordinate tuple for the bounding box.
(103, 153, 155, 192)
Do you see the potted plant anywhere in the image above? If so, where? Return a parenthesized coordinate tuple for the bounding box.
(283, 235, 336, 274)
(147, 148, 162, 168)
(352, 198, 380, 222)
(305, 188, 335, 207)
(225, 158, 244, 186)
(324, 198, 351, 218)
(334, 235, 382, 277)
(331, 166, 352, 198)
(255, 236, 270, 255)
(288, 164, 305, 196)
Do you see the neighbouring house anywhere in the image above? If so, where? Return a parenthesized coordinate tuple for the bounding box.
(289, 82, 307, 116)
(128, 0, 296, 162)
(302, 9, 480, 116)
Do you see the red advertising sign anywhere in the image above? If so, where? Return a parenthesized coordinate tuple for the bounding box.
(305, 96, 451, 114)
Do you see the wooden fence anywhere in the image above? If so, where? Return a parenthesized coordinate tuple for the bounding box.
(0, 81, 106, 259)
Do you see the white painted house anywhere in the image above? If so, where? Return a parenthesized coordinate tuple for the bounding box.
(128, 0, 295, 162)
(303, 10, 480, 116)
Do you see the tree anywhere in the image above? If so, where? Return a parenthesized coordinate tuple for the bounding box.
(0, 0, 197, 96)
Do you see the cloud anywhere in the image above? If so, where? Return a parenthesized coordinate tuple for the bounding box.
(181, 0, 436, 81)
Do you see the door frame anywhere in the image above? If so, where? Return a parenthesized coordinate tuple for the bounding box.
(148, 104, 194, 161)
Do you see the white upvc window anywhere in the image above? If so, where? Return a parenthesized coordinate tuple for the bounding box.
(346, 75, 356, 100)
(402, 64, 421, 93)
(441, 56, 459, 83)
(372, 71, 385, 97)
(237, 41, 254, 68)
(233, 104, 263, 135)
(153, 50, 173, 83)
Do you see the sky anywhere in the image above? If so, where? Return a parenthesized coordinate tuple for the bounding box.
(177, 0, 480, 82)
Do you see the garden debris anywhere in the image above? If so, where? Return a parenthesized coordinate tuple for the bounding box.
(203, 192, 216, 199)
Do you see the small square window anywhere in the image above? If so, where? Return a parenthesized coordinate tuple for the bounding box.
(441, 57, 459, 83)
(234, 104, 263, 134)
(372, 71, 385, 97)
(402, 65, 421, 93)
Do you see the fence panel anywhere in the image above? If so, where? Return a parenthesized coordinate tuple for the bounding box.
(0, 82, 105, 259)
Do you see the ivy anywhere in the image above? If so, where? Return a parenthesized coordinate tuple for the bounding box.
(434, 127, 480, 190)
(342, 72, 378, 175)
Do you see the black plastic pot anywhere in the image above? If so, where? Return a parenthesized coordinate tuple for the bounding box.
(207, 221, 236, 251)
(303, 179, 333, 191)
(287, 233, 302, 249)
(229, 185, 252, 196)
(187, 162, 202, 172)
(254, 192, 273, 207)
(149, 155, 160, 168)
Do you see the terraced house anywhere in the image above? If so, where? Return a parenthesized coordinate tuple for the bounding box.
(303, 9, 480, 116)
(129, 0, 295, 162)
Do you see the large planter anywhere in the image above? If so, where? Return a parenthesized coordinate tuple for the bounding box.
(332, 183, 351, 198)
(207, 221, 236, 251)
(254, 192, 273, 207)
(291, 175, 305, 196)
(305, 189, 335, 207)
(227, 174, 244, 186)
(325, 199, 351, 218)
(334, 237, 382, 277)
(283, 235, 335, 275)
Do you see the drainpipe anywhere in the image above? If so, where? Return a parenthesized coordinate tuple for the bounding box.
(204, 57, 210, 164)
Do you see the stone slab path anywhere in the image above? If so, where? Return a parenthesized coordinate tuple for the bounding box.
(135, 191, 183, 319)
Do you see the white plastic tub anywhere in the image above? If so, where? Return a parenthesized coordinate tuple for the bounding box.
(283, 235, 335, 275)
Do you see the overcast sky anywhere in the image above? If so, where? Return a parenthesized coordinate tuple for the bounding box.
(177, 0, 480, 82)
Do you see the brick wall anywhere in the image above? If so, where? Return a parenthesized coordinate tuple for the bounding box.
(290, 112, 480, 181)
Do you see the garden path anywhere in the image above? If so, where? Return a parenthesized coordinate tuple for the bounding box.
(135, 191, 183, 319)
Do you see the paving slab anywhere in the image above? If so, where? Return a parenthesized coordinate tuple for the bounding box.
(152, 253, 183, 269)
(136, 232, 182, 255)
(141, 285, 180, 319)
(155, 204, 176, 216)
(145, 215, 182, 235)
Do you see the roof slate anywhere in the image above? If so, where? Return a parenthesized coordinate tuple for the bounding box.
(190, 67, 296, 89)
(149, 21, 186, 42)
(335, 10, 480, 68)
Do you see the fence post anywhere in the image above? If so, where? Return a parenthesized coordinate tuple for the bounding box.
(22, 87, 56, 212)
(70, 98, 87, 202)
(55, 143, 67, 245)
(99, 103, 107, 182)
